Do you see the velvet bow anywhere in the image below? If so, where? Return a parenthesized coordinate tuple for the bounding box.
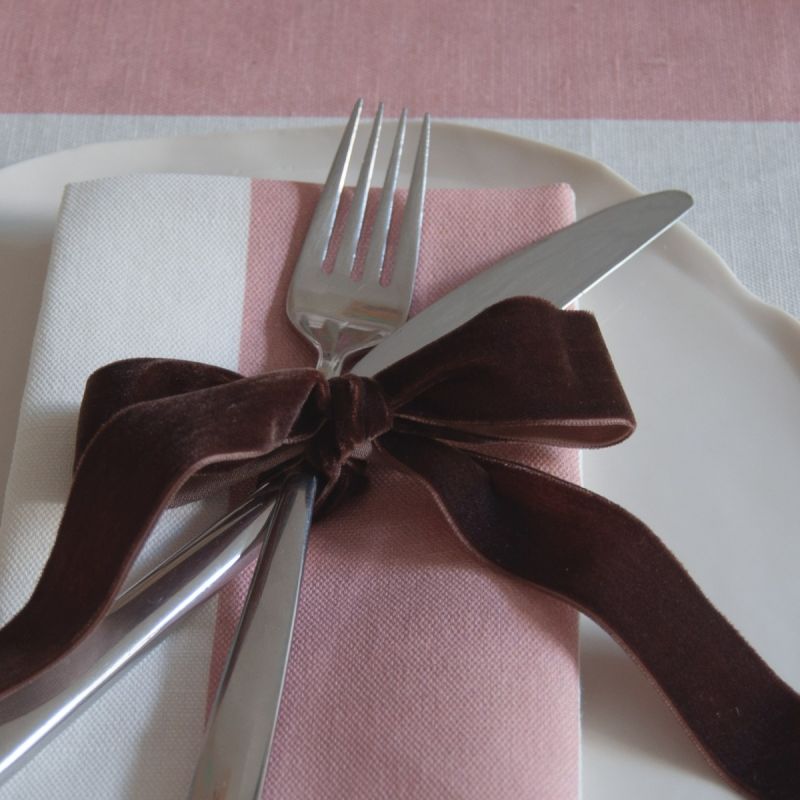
(0, 297, 797, 799)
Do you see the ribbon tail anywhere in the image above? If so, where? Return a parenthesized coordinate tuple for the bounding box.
(381, 433, 800, 800)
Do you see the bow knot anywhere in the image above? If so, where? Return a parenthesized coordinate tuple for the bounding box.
(327, 374, 394, 458)
(311, 374, 393, 506)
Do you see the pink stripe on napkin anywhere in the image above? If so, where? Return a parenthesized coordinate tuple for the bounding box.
(210, 181, 580, 798)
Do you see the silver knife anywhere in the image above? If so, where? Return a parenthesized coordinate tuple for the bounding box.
(0, 189, 693, 783)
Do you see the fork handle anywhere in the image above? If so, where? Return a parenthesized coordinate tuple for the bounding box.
(187, 472, 316, 800)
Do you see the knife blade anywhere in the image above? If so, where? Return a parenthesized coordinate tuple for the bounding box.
(355, 189, 692, 376)
(0, 189, 693, 782)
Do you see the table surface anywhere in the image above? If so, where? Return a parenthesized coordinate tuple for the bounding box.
(1, 2, 798, 799)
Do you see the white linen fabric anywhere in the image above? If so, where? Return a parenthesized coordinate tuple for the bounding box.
(0, 174, 252, 800)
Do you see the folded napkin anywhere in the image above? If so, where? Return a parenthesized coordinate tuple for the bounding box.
(0, 175, 580, 799)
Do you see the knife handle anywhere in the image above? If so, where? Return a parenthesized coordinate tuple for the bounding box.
(187, 472, 316, 800)
(0, 483, 282, 784)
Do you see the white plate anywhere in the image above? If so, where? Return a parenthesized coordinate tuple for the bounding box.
(0, 123, 798, 799)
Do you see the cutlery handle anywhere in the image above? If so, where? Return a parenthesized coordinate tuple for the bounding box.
(188, 472, 316, 800)
(0, 484, 281, 783)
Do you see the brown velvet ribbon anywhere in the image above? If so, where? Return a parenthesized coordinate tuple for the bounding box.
(0, 297, 797, 798)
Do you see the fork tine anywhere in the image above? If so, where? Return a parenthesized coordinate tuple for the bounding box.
(361, 108, 408, 283)
(385, 113, 430, 307)
(332, 102, 384, 276)
(291, 98, 362, 281)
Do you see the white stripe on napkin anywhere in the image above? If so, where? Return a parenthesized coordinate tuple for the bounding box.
(0, 174, 251, 800)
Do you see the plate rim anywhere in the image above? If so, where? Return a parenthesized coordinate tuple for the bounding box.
(1, 118, 797, 361)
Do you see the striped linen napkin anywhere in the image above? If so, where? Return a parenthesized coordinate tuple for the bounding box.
(0, 173, 580, 799)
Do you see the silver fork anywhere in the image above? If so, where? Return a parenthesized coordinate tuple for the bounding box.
(188, 99, 430, 800)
